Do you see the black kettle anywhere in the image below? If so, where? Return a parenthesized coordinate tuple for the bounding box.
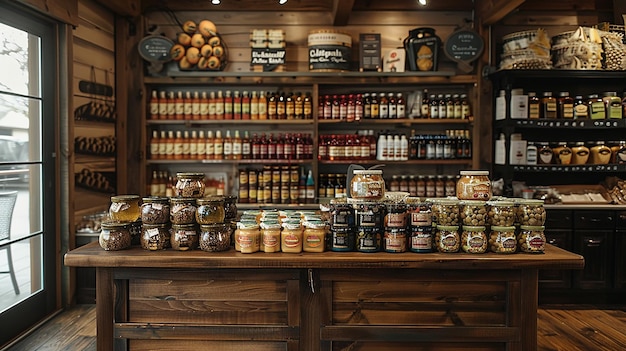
(403, 27, 440, 71)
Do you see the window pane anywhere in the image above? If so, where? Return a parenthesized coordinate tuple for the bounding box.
(0, 23, 41, 98)
(0, 234, 43, 313)
(0, 94, 42, 163)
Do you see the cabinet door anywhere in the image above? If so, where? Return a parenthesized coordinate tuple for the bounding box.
(615, 230, 626, 290)
(545, 209, 572, 229)
(574, 210, 615, 230)
(573, 231, 612, 290)
(539, 229, 572, 289)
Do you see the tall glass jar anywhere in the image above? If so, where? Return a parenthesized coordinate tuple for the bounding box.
(140, 196, 170, 224)
(175, 172, 205, 198)
(223, 195, 238, 222)
(109, 195, 141, 222)
(99, 221, 132, 251)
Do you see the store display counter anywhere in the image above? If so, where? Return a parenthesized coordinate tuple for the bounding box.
(65, 242, 583, 351)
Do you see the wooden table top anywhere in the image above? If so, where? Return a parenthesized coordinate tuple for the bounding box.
(65, 242, 584, 270)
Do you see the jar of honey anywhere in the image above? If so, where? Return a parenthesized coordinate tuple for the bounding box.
(303, 221, 326, 253)
(109, 195, 141, 222)
(456, 170, 491, 201)
(350, 169, 385, 201)
(589, 141, 612, 164)
(260, 221, 281, 253)
(196, 197, 225, 224)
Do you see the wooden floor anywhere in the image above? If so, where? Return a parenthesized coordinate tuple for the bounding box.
(3, 304, 626, 350)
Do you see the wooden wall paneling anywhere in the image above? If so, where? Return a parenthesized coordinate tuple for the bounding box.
(95, 0, 140, 17)
(17, 0, 79, 26)
(140, 0, 335, 12)
(475, 0, 526, 26)
(331, 0, 355, 26)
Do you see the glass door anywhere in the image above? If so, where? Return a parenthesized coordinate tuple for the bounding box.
(0, 2, 58, 346)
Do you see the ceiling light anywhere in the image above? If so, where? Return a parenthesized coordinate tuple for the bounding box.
(418, 0, 427, 5)
(279, 0, 288, 4)
(211, 0, 220, 4)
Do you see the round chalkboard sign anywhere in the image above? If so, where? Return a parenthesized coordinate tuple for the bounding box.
(138, 35, 174, 63)
(444, 29, 484, 63)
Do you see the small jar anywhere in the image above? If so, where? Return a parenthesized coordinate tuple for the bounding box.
(383, 228, 407, 253)
(537, 142, 553, 164)
(518, 225, 546, 253)
(350, 169, 385, 201)
(109, 195, 141, 222)
(260, 221, 281, 253)
(461, 226, 488, 254)
(435, 225, 460, 253)
(589, 141, 612, 165)
(199, 223, 231, 252)
(489, 226, 517, 254)
(384, 203, 407, 229)
(571, 142, 590, 165)
(354, 202, 385, 228)
(552, 142, 572, 165)
(540, 91, 557, 118)
(170, 224, 198, 251)
(408, 202, 432, 228)
(169, 197, 197, 224)
(456, 170, 491, 201)
(303, 221, 327, 253)
(223, 195, 238, 222)
(329, 226, 355, 252)
(460, 200, 488, 226)
(141, 223, 170, 250)
(237, 222, 260, 254)
(431, 199, 460, 226)
(487, 200, 515, 227)
(175, 172, 205, 198)
(99, 221, 132, 251)
(329, 202, 355, 228)
(196, 197, 225, 224)
(409, 227, 434, 253)
(356, 226, 382, 253)
(140, 196, 170, 224)
(281, 221, 303, 253)
(588, 94, 606, 119)
(516, 199, 546, 226)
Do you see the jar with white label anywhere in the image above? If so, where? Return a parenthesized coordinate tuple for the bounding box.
(456, 170, 491, 201)
(435, 225, 460, 253)
(460, 226, 488, 254)
(350, 169, 385, 201)
(489, 226, 517, 254)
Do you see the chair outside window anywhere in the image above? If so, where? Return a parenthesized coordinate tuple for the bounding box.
(0, 191, 19, 295)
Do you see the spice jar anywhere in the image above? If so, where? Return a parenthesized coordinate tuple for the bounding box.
(540, 91, 557, 118)
(356, 226, 382, 252)
(588, 94, 606, 119)
(199, 223, 231, 252)
(99, 221, 132, 251)
(571, 142, 590, 165)
(518, 225, 546, 253)
(460, 200, 488, 226)
(552, 142, 572, 165)
(350, 169, 385, 200)
(431, 198, 460, 226)
(196, 197, 225, 224)
(223, 195, 238, 222)
(260, 221, 281, 253)
(456, 170, 491, 201)
(175, 172, 205, 198)
(169, 197, 197, 224)
(573, 95, 588, 119)
(384, 228, 407, 253)
(140, 196, 170, 224)
(170, 224, 198, 251)
(557, 92, 574, 118)
(487, 200, 515, 226)
(330, 226, 355, 252)
(281, 221, 303, 253)
(237, 222, 260, 253)
(461, 226, 488, 254)
(537, 142, 553, 164)
(589, 141, 612, 164)
(109, 195, 141, 222)
(141, 223, 170, 250)
(329, 201, 355, 228)
(489, 226, 517, 254)
(516, 199, 546, 226)
(303, 221, 326, 253)
(435, 225, 460, 253)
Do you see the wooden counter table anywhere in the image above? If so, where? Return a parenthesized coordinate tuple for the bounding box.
(64, 242, 583, 351)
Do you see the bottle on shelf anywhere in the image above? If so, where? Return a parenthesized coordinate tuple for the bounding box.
(205, 130, 215, 160)
(208, 91, 217, 119)
(305, 169, 315, 204)
(233, 91, 242, 119)
(376, 133, 387, 161)
(438, 93, 446, 118)
(258, 91, 268, 120)
(149, 90, 159, 119)
(200, 91, 209, 120)
(150, 130, 159, 159)
(295, 92, 304, 119)
(286, 92, 296, 119)
(197, 130, 206, 159)
(173, 131, 183, 160)
(166, 91, 176, 119)
(174, 91, 184, 120)
(379, 93, 389, 119)
(158, 91, 168, 119)
(250, 91, 259, 120)
(224, 90, 233, 119)
(214, 130, 224, 160)
(388, 93, 397, 119)
(232, 130, 242, 160)
(183, 91, 192, 119)
(241, 91, 251, 120)
(191, 91, 201, 120)
(420, 90, 429, 118)
(188, 131, 197, 159)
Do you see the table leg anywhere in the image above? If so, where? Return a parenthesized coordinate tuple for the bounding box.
(521, 268, 539, 351)
(96, 268, 114, 351)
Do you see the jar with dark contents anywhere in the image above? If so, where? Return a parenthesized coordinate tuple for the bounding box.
(356, 226, 382, 252)
(518, 225, 546, 253)
(141, 223, 170, 250)
(329, 201, 355, 229)
(169, 197, 197, 225)
(435, 225, 460, 253)
(223, 195, 238, 223)
(196, 197, 225, 224)
(409, 226, 434, 253)
(383, 228, 407, 253)
(355, 202, 385, 228)
(175, 172, 205, 198)
(329, 226, 355, 252)
(460, 226, 488, 254)
(99, 221, 132, 251)
(109, 195, 141, 222)
(199, 223, 231, 252)
(170, 224, 198, 251)
(140, 197, 170, 224)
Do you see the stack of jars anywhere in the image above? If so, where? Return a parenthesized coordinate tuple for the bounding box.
(99, 195, 142, 251)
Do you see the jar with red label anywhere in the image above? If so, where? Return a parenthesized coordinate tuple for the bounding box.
(489, 226, 517, 254)
(281, 221, 303, 253)
(456, 170, 491, 201)
(384, 203, 407, 229)
(260, 221, 281, 253)
(303, 221, 326, 253)
(384, 228, 407, 253)
(237, 222, 260, 253)
(518, 225, 546, 253)
(460, 226, 488, 254)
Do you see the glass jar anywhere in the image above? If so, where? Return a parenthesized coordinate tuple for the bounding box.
(537, 142, 553, 164)
(540, 91, 557, 118)
(169, 197, 197, 224)
(588, 94, 606, 119)
(303, 221, 326, 253)
(409, 226, 434, 253)
(384, 203, 407, 229)
(489, 226, 517, 254)
(456, 170, 491, 201)
(571, 142, 590, 165)
(552, 142, 572, 165)
(356, 226, 382, 252)
(237, 222, 260, 253)
(196, 197, 225, 224)
(350, 169, 385, 201)
(329, 226, 355, 252)
(589, 141, 612, 165)
(109, 195, 141, 222)
(140, 223, 170, 250)
(99, 221, 132, 251)
(435, 225, 460, 253)
(383, 228, 407, 253)
(170, 224, 198, 251)
(175, 172, 205, 198)
(199, 223, 231, 252)
(223, 195, 238, 222)
(140, 196, 170, 224)
(408, 202, 432, 229)
(460, 200, 488, 226)
(516, 199, 546, 226)
(431, 198, 460, 226)
(260, 221, 281, 253)
(354, 202, 385, 228)
(518, 225, 546, 253)
(460, 225, 488, 254)
(281, 221, 303, 253)
(329, 202, 355, 228)
(487, 200, 515, 226)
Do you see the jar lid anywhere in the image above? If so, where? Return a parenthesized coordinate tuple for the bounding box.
(196, 197, 224, 205)
(490, 226, 516, 231)
(260, 222, 281, 230)
(461, 200, 487, 206)
(142, 196, 169, 204)
(517, 199, 544, 205)
(520, 225, 545, 230)
(459, 170, 489, 176)
(282, 221, 303, 230)
(237, 221, 259, 230)
(101, 221, 130, 229)
(462, 225, 486, 231)
(353, 169, 383, 175)
(142, 223, 170, 229)
(437, 225, 459, 231)
(200, 223, 229, 230)
(171, 223, 197, 230)
(176, 172, 205, 179)
(303, 220, 326, 229)
(170, 197, 197, 204)
(487, 200, 514, 207)
(111, 194, 140, 202)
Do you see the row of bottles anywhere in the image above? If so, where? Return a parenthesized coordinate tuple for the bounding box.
(238, 165, 315, 204)
(387, 174, 457, 198)
(418, 90, 472, 119)
(149, 170, 225, 197)
(409, 130, 472, 160)
(318, 92, 406, 120)
(149, 130, 314, 160)
(149, 90, 314, 120)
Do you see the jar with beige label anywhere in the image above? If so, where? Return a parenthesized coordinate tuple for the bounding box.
(456, 170, 491, 201)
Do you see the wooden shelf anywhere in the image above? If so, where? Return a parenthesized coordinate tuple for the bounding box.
(147, 158, 313, 165)
(147, 119, 315, 125)
(319, 159, 472, 165)
(318, 118, 471, 125)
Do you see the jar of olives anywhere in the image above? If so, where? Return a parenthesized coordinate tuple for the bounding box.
(516, 199, 546, 226)
(140, 197, 170, 224)
(109, 195, 141, 222)
(460, 226, 488, 254)
(431, 199, 460, 226)
(175, 172, 205, 198)
(434, 225, 460, 253)
(487, 200, 515, 227)
(99, 221, 132, 251)
(169, 197, 197, 225)
(196, 197, 225, 224)
(460, 200, 488, 226)
(489, 226, 517, 254)
(518, 225, 546, 253)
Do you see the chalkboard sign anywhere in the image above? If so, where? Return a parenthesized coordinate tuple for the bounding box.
(444, 29, 484, 63)
(138, 35, 174, 63)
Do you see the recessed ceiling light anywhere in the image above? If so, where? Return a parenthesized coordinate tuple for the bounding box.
(212, 0, 220, 4)
(418, 0, 427, 5)
(279, 0, 288, 4)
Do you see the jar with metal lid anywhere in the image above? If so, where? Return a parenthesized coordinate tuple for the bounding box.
(141, 223, 170, 250)
(518, 225, 546, 253)
(434, 225, 460, 253)
(196, 197, 225, 224)
(456, 170, 491, 201)
(350, 169, 385, 200)
(223, 195, 238, 222)
(487, 200, 515, 226)
(431, 199, 460, 226)
(234, 220, 256, 251)
(237, 222, 260, 253)
(356, 226, 382, 252)
(281, 221, 303, 253)
(489, 226, 517, 254)
(589, 141, 612, 164)
(384, 228, 407, 253)
(140, 196, 170, 224)
(260, 221, 281, 253)
(460, 200, 488, 226)
(516, 199, 546, 226)
(169, 197, 197, 224)
(329, 226, 355, 252)
(354, 202, 385, 228)
(588, 94, 606, 119)
(384, 203, 407, 229)
(461, 226, 488, 254)
(303, 221, 326, 253)
(175, 172, 205, 198)
(199, 223, 231, 252)
(552, 142, 572, 165)
(409, 226, 434, 253)
(99, 221, 132, 251)
(409, 202, 432, 228)
(571, 142, 590, 165)
(329, 201, 354, 228)
(109, 195, 141, 222)
(170, 224, 198, 251)
(537, 142, 553, 164)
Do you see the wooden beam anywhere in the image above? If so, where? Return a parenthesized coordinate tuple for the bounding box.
(18, 0, 79, 26)
(475, 0, 526, 26)
(332, 0, 355, 26)
(95, 0, 140, 17)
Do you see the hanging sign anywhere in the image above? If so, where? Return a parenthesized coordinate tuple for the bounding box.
(138, 35, 174, 63)
(444, 29, 484, 72)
